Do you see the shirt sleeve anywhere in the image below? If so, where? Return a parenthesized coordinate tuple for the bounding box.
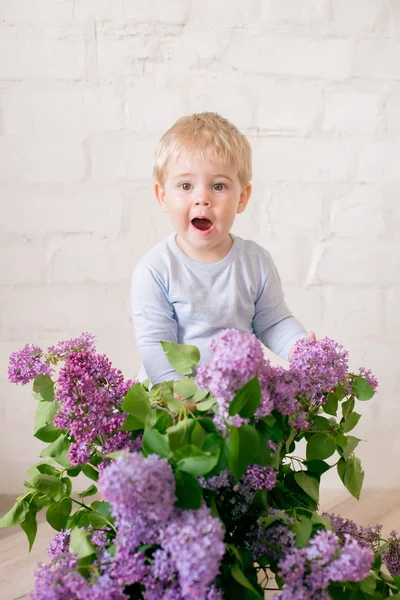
(252, 251, 307, 360)
(131, 262, 181, 384)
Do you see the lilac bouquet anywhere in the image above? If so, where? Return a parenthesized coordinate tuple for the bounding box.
(2, 329, 399, 600)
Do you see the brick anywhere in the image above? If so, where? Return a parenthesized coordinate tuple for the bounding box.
(224, 34, 351, 79)
(256, 81, 322, 132)
(188, 0, 262, 27)
(0, 134, 86, 183)
(0, 285, 131, 337)
(329, 0, 391, 35)
(96, 333, 141, 381)
(0, 0, 74, 25)
(357, 142, 400, 183)
(89, 133, 154, 182)
(0, 84, 125, 135)
(261, 0, 330, 26)
(312, 240, 400, 286)
(322, 90, 383, 135)
(385, 286, 400, 341)
(322, 287, 383, 339)
(49, 235, 136, 284)
(251, 137, 356, 183)
(97, 36, 156, 79)
(0, 237, 47, 285)
(125, 77, 189, 133)
(330, 186, 386, 237)
(0, 183, 124, 235)
(124, 0, 189, 23)
(0, 27, 86, 80)
(353, 39, 400, 80)
(387, 89, 400, 136)
(255, 184, 325, 236)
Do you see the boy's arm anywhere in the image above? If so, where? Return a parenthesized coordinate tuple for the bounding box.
(252, 252, 307, 360)
(131, 263, 181, 384)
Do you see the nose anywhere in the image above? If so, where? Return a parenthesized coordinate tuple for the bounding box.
(194, 188, 211, 207)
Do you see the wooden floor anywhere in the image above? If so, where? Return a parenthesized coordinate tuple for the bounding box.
(1, 490, 400, 600)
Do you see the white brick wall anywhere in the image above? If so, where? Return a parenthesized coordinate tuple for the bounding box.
(1, 0, 399, 493)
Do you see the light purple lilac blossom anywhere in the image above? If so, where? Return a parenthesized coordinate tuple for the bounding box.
(47, 530, 71, 561)
(244, 465, 277, 491)
(53, 350, 133, 460)
(382, 530, 400, 575)
(196, 329, 264, 420)
(274, 529, 373, 600)
(47, 332, 96, 360)
(289, 337, 349, 404)
(8, 343, 53, 385)
(160, 505, 225, 600)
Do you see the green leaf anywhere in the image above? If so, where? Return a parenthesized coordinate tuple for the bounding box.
(342, 412, 361, 433)
(231, 563, 263, 598)
(202, 433, 223, 454)
(153, 410, 174, 433)
(70, 528, 96, 558)
(311, 513, 333, 530)
(177, 453, 219, 476)
(306, 433, 336, 461)
(36, 463, 62, 477)
(337, 435, 361, 461)
(87, 512, 109, 529)
(81, 464, 99, 482)
(174, 470, 203, 509)
(359, 575, 376, 594)
(229, 376, 261, 419)
(292, 517, 313, 548)
(324, 393, 339, 416)
(304, 460, 331, 475)
(35, 401, 59, 432)
(76, 485, 97, 498)
(229, 425, 260, 481)
(0, 499, 29, 527)
(195, 397, 217, 412)
(191, 422, 207, 448)
(142, 428, 172, 458)
(46, 498, 72, 531)
(337, 458, 347, 483)
(28, 474, 62, 498)
(122, 383, 151, 420)
(344, 455, 364, 500)
(40, 434, 71, 467)
(20, 509, 37, 551)
(167, 418, 196, 451)
(311, 416, 332, 431)
(352, 376, 374, 401)
(160, 340, 200, 375)
(167, 396, 184, 413)
(342, 397, 355, 420)
(34, 424, 62, 443)
(174, 377, 198, 399)
(120, 415, 145, 431)
(33, 374, 55, 402)
(67, 466, 82, 477)
(294, 472, 320, 503)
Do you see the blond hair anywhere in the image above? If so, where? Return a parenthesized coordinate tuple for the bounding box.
(153, 112, 252, 188)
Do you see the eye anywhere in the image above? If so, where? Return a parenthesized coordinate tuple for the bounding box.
(179, 183, 192, 191)
(212, 183, 226, 191)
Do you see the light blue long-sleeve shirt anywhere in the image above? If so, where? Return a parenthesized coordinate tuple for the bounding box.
(131, 233, 306, 384)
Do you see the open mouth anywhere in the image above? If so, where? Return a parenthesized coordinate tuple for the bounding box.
(191, 217, 213, 231)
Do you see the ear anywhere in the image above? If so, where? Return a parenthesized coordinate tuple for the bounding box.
(237, 183, 252, 214)
(154, 181, 169, 213)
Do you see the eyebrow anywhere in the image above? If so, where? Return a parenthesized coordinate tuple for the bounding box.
(172, 173, 233, 182)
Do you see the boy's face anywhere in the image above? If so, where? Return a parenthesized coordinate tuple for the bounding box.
(154, 152, 251, 263)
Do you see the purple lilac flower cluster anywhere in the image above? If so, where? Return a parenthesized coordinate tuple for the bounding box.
(8, 343, 53, 385)
(325, 512, 400, 576)
(53, 350, 134, 465)
(99, 453, 225, 600)
(196, 329, 264, 420)
(47, 332, 96, 360)
(274, 529, 373, 600)
(358, 367, 379, 393)
(244, 465, 277, 491)
(289, 337, 349, 404)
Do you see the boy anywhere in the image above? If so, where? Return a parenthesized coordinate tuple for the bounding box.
(131, 112, 314, 384)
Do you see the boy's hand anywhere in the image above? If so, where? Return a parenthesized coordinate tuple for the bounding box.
(307, 331, 316, 341)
